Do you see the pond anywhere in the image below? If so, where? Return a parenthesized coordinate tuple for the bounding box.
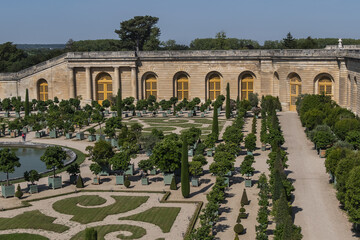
(0, 147, 72, 182)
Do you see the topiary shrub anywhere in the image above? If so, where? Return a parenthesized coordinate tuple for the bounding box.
(234, 233, 239, 240)
(239, 207, 247, 219)
(170, 176, 177, 190)
(239, 207, 246, 213)
(15, 184, 23, 199)
(234, 223, 244, 235)
(76, 174, 84, 188)
(236, 214, 242, 223)
(85, 227, 97, 240)
(241, 189, 249, 206)
(124, 177, 130, 188)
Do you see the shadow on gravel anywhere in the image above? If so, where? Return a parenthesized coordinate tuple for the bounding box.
(83, 177, 91, 183)
(231, 176, 244, 184)
(292, 206, 303, 220)
(189, 183, 213, 198)
(214, 223, 230, 234)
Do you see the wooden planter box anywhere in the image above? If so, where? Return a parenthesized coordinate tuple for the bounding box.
(149, 169, 157, 175)
(162, 112, 167, 117)
(319, 148, 326, 158)
(224, 177, 230, 187)
(35, 131, 42, 138)
(261, 143, 266, 151)
(65, 133, 73, 139)
(207, 150, 213, 157)
(163, 173, 174, 185)
(48, 176, 62, 189)
(247, 151, 253, 156)
(1, 185, 15, 198)
(22, 127, 28, 134)
(88, 135, 96, 142)
(201, 113, 205, 118)
(99, 167, 110, 176)
(136, 112, 142, 117)
(116, 175, 125, 185)
(141, 177, 149, 185)
(188, 149, 194, 157)
(125, 164, 134, 176)
(104, 109, 109, 115)
(146, 150, 152, 157)
(112, 112, 117, 117)
(15, 112, 20, 118)
(187, 112, 192, 117)
(111, 138, 118, 148)
(93, 176, 100, 185)
(49, 130, 58, 138)
(245, 179, 252, 187)
(28, 184, 38, 194)
(76, 132, 85, 140)
(69, 175, 77, 184)
(191, 177, 199, 187)
(105, 137, 112, 143)
(4, 112, 9, 118)
(10, 131, 16, 138)
(96, 134, 105, 142)
(225, 171, 232, 177)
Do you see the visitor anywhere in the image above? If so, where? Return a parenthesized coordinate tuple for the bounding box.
(22, 133, 26, 142)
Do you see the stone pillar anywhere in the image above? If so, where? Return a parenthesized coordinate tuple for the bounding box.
(68, 67, 75, 99)
(113, 66, 120, 94)
(131, 67, 137, 99)
(85, 67, 92, 100)
(338, 58, 347, 107)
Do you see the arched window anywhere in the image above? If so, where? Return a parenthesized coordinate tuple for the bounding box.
(38, 79, 48, 101)
(289, 75, 301, 111)
(318, 77, 332, 96)
(176, 74, 189, 100)
(241, 74, 254, 100)
(209, 74, 221, 100)
(96, 73, 112, 105)
(145, 74, 157, 99)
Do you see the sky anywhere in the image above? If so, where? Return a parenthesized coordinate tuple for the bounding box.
(1, 0, 359, 45)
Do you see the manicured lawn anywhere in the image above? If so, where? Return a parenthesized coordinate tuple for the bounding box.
(52, 195, 149, 224)
(70, 224, 146, 240)
(119, 207, 181, 233)
(143, 126, 177, 132)
(0, 233, 49, 240)
(0, 210, 69, 233)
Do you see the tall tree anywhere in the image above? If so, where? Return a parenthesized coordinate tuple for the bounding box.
(0, 148, 20, 186)
(225, 82, 231, 119)
(40, 146, 66, 179)
(181, 136, 190, 198)
(212, 103, 219, 140)
(282, 32, 297, 49)
(117, 88, 122, 119)
(114, 16, 160, 51)
(25, 88, 30, 117)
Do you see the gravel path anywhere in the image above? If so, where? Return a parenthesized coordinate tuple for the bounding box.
(279, 112, 356, 240)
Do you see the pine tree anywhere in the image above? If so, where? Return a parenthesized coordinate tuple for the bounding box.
(25, 88, 29, 117)
(116, 88, 122, 119)
(241, 189, 249, 206)
(283, 32, 297, 49)
(181, 136, 190, 198)
(212, 102, 219, 140)
(226, 82, 231, 119)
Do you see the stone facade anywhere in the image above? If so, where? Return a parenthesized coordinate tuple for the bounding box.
(1, 49, 360, 112)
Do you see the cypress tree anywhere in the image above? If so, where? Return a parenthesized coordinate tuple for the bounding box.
(25, 88, 30, 117)
(116, 88, 122, 119)
(181, 136, 190, 198)
(212, 102, 219, 140)
(226, 82, 231, 119)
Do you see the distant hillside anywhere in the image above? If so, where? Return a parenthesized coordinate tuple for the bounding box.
(16, 44, 66, 50)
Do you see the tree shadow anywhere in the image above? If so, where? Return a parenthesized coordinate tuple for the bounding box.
(83, 177, 92, 183)
(189, 183, 213, 198)
(213, 223, 230, 234)
(219, 206, 231, 214)
(291, 205, 303, 220)
(231, 176, 244, 184)
(149, 177, 163, 182)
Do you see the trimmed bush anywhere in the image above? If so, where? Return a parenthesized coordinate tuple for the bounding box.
(170, 176, 177, 190)
(239, 207, 246, 213)
(234, 223, 244, 235)
(85, 227, 97, 240)
(241, 189, 249, 206)
(124, 177, 130, 188)
(234, 234, 239, 240)
(236, 214, 242, 223)
(76, 175, 84, 188)
(15, 184, 23, 199)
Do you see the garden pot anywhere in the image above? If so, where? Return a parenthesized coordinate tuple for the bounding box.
(112, 112, 117, 117)
(88, 135, 96, 142)
(201, 113, 205, 118)
(1, 185, 15, 198)
(4, 112, 9, 118)
(187, 112, 192, 117)
(104, 109, 109, 115)
(66, 133, 73, 139)
(191, 177, 199, 187)
(141, 177, 149, 185)
(217, 108, 221, 114)
(162, 112, 167, 117)
(207, 150, 213, 157)
(163, 173, 174, 185)
(116, 175, 125, 185)
(28, 184, 38, 194)
(48, 176, 62, 189)
(15, 112, 20, 118)
(93, 176, 100, 185)
(245, 179, 252, 187)
(10, 131, 16, 138)
(188, 149, 194, 157)
(261, 143, 266, 151)
(175, 113, 179, 117)
(49, 130, 58, 138)
(35, 131, 42, 138)
(167, 110, 171, 114)
(125, 164, 134, 176)
(96, 134, 106, 141)
(319, 148, 326, 158)
(247, 151, 253, 156)
(142, 110, 147, 114)
(111, 138, 118, 148)
(149, 169, 157, 175)
(69, 175, 77, 184)
(136, 112, 142, 117)
(224, 177, 230, 187)
(76, 132, 85, 140)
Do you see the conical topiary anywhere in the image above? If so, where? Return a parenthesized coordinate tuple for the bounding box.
(234, 233, 240, 240)
(15, 184, 23, 199)
(170, 176, 177, 190)
(241, 189, 249, 206)
(76, 174, 84, 188)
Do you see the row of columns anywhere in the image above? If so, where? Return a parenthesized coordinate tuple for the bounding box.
(68, 66, 137, 102)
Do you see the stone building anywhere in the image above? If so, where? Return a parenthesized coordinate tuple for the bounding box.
(0, 49, 360, 112)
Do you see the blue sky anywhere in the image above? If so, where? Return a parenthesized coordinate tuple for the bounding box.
(1, 0, 359, 44)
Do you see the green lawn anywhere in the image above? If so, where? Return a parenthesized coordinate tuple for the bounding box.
(52, 195, 149, 224)
(0, 210, 69, 233)
(70, 224, 146, 240)
(143, 126, 177, 132)
(0, 233, 49, 240)
(119, 207, 181, 233)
